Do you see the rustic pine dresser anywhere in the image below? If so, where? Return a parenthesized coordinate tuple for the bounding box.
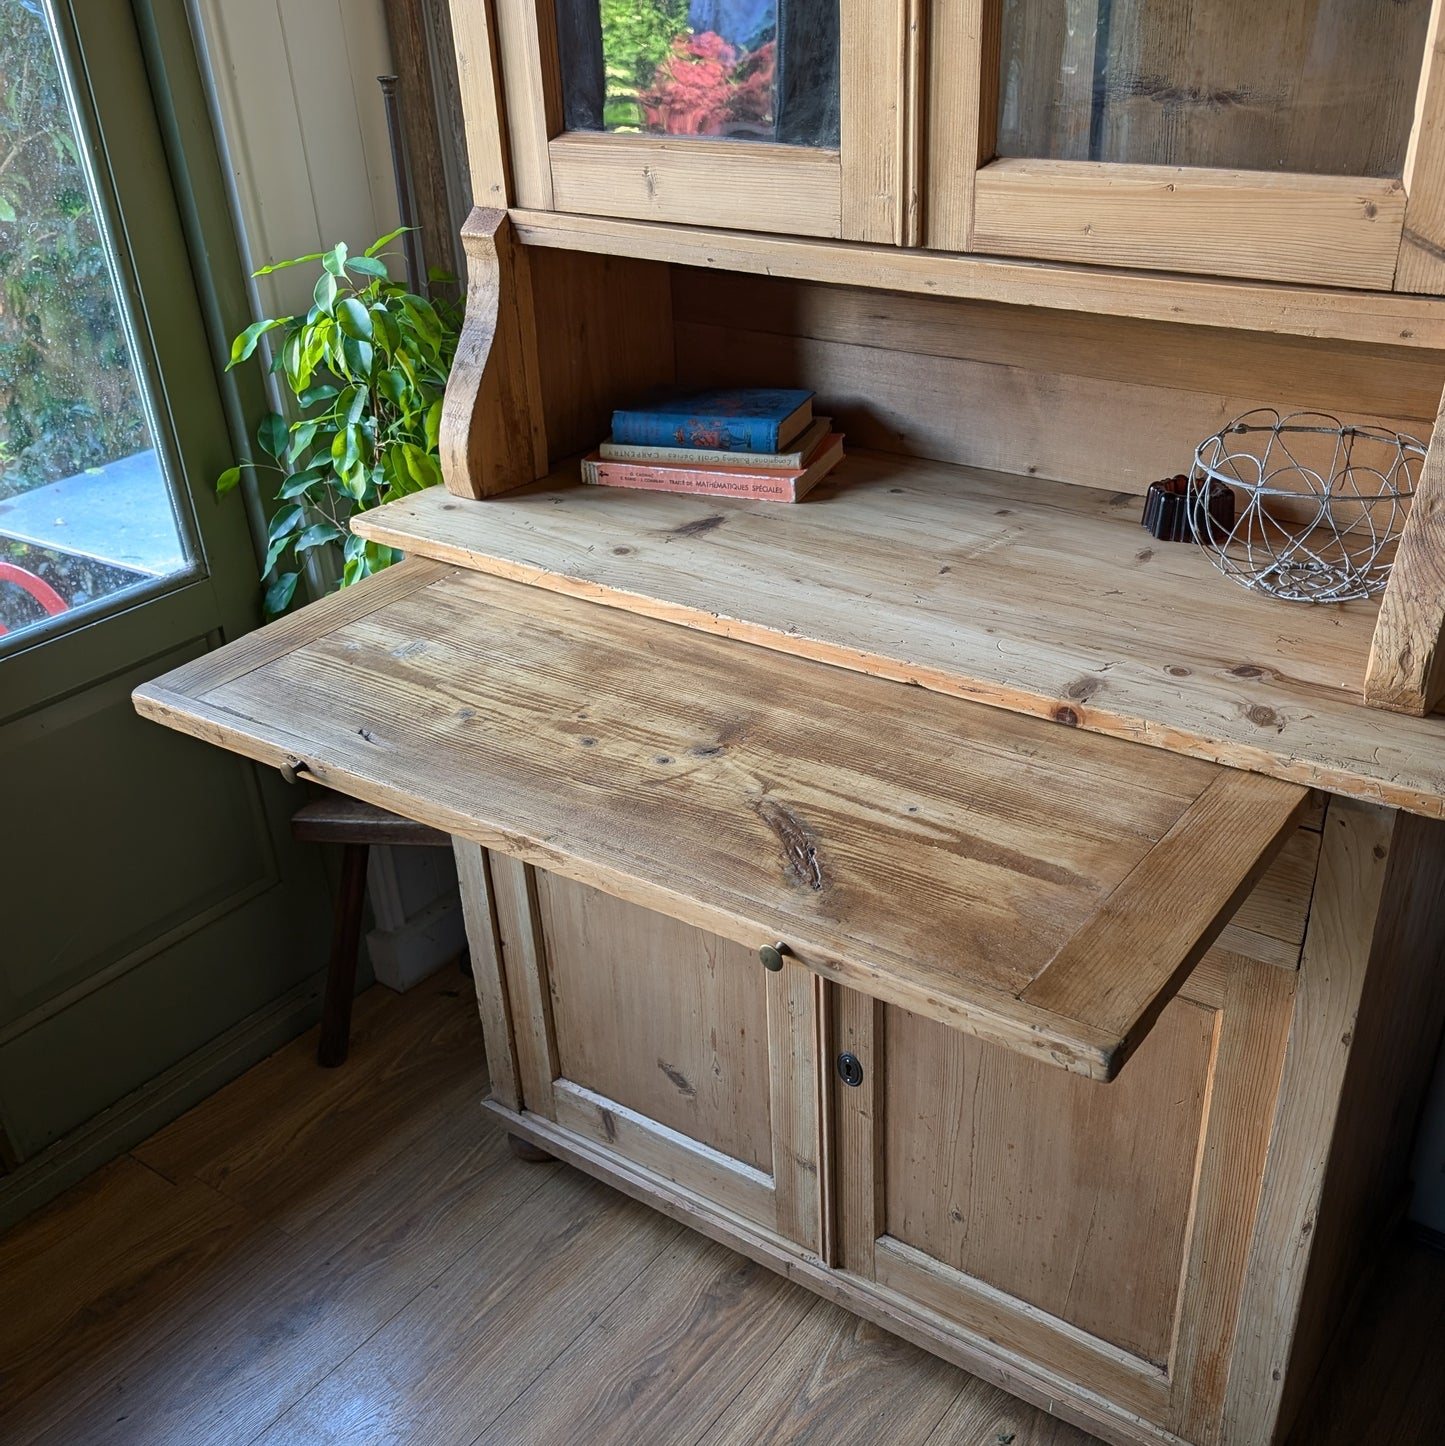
(136, 4, 1445, 1443)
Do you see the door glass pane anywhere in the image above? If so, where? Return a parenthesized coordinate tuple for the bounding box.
(996, 0, 1432, 176)
(555, 0, 840, 146)
(0, 0, 188, 643)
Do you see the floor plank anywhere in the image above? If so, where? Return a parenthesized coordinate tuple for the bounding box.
(924, 1380, 1100, 1445)
(0, 1156, 260, 1427)
(698, 1299, 966, 1445)
(3, 971, 1444, 1446)
(254, 1168, 681, 1446)
(135, 968, 482, 1235)
(30, 1105, 542, 1446)
(476, 1237, 816, 1446)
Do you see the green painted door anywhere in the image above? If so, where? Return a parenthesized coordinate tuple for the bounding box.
(0, 0, 330, 1209)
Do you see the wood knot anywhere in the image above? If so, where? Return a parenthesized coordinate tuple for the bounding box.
(1054, 705, 1080, 727)
(669, 514, 725, 539)
(753, 798, 824, 891)
(1244, 704, 1280, 729)
(1228, 664, 1265, 679)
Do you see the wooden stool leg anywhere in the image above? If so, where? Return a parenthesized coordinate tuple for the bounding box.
(318, 842, 369, 1067)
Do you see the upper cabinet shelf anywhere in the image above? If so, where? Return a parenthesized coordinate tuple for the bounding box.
(463, 0, 1445, 291)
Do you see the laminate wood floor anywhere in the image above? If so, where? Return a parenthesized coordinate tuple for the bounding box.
(1, 966, 1441, 1446)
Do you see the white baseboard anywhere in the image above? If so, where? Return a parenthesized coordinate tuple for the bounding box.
(367, 889, 467, 993)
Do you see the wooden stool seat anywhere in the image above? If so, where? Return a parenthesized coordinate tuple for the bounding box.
(292, 793, 449, 1067)
(292, 795, 450, 848)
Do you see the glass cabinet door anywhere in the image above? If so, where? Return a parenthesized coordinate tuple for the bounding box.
(929, 0, 1443, 289)
(491, 0, 909, 242)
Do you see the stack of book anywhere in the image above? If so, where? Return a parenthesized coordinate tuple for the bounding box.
(582, 387, 844, 502)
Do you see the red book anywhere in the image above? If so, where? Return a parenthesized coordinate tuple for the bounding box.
(580, 433, 844, 503)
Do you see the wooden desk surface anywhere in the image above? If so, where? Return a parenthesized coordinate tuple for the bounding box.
(133, 560, 1302, 1080)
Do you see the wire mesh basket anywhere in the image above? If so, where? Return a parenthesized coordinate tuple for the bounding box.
(1187, 410, 1424, 602)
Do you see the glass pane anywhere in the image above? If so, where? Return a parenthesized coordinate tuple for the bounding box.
(997, 0, 1432, 176)
(556, 0, 840, 147)
(0, 0, 188, 642)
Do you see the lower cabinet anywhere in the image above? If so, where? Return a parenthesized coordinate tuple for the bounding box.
(466, 849, 824, 1255)
(454, 802, 1445, 1446)
(832, 960, 1295, 1440)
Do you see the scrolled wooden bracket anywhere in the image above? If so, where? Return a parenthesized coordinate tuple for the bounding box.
(439, 207, 549, 499)
(1364, 382, 1445, 715)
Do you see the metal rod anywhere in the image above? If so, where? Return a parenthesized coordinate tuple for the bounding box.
(378, 74, 425, 293)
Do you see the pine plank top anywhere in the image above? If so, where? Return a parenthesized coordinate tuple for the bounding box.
(353, 450, 1445, 817)
(134, 561, 1303, 1080)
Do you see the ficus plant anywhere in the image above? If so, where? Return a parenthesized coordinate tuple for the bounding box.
(217, 231, 459, 616)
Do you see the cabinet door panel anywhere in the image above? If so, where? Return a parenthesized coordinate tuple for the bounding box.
(931, 0, 1436, 287)
(834, 950, 1297, 1438)
(539, 871, 774, 1171)
(493, 0, 908, 241)
(995, 0, 1428, 177)
(882, 996, 1214, 1365)
(489, 857, 824, 1250)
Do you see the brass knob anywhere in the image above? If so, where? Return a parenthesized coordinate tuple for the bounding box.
(758, 942, 791, 972)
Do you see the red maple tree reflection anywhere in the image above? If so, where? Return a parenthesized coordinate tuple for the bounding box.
(640, 32, 776, 136)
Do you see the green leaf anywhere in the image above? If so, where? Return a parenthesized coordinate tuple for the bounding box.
(424, 399, 443, 452)
(401, 293, 442, 351)
(400, 443, 442, 492)
(295, 520, 346, 553)
(296, 382, 340, 409)
(281, 329, 306, 389)
(372, 307, 401, 353)
(336, 296, 374, 340)
(257, 412, 289, 461)
(0, 196, 17, 224)
(278, 466, 325, 498)
(253, 251, 325, 277)
(228, 316, 287, 369)
(377, 368, 407, 410)
(365, 226, 411, 257)
(341, 335, 375, 378)
(216, 465, 245, 497)
(340, 384, 368, 427)
(267, 502, 305, 543)
(287, 419, 319, 465)
(263, 571, 300, 616)
(322, 242, 349, 277)
(332, 424, 367, 482)
(313, 271, 337, 314)
(348, 255, 389, 278)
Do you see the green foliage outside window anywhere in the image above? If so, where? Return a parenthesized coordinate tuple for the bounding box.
(0, 0, 147, 501)
(600, 0, 691, 129)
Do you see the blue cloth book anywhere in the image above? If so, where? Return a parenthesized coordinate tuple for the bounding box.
(611, 388, 814, 453)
